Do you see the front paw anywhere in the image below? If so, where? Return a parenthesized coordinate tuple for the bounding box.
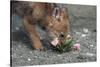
(35, 46, 45, 51)
(33, 43, 45, 51)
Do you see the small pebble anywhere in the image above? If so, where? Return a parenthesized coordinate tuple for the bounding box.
(15, 27, 19, 30)
(81, 34, 86, 37)
(28, 58, 31, 61)
(34, 56, 38, 59)
(86, 52, 95, 57)
(90, 45, 94, 47)
(20, 56, 23, 58)
(57, 55, 61, 57)
(76, 40, 80, 42)
(29, 51, 32, 54)
(75, 32, 81, 35)
(83, 28, 88, 33)
(18, 45, 21, 48)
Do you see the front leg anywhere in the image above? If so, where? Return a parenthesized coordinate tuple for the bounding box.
(23, 16, 43, 50)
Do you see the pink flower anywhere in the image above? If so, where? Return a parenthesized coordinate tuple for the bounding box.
(51, 38, 59, 46)
(73, 43, 80, 50)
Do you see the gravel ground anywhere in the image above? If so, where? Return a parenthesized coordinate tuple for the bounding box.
(11, 4, 96, 67)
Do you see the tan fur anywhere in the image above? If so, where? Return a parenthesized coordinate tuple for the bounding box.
(12, 2, 70, 50)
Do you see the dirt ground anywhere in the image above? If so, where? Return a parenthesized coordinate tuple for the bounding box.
(11, 3, 96, 67)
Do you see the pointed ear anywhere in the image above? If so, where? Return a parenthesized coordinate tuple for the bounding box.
(52, 7, 61, 19)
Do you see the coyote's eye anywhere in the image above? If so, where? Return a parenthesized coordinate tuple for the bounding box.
(60, 32, 64, 38)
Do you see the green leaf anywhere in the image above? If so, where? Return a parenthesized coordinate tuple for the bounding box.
(55, 39, 74, 53)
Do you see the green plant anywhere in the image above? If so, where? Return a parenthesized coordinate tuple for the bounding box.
(55, 39, 74, 53)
